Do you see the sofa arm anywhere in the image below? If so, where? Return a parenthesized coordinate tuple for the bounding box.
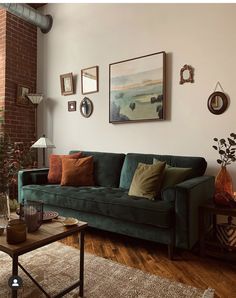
(18, 168, 49, 202)
(162, 175, 215, 249)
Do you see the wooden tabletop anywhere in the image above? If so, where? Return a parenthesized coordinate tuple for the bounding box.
(200, 203, 236, 216)
(0, 218, 88, 257)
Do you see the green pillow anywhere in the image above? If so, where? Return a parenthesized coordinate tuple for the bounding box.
(153, 158, 192, 189)
(128, 161, 166, 200)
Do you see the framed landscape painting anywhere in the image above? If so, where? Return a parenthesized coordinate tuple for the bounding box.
(109, 51, 166, 123)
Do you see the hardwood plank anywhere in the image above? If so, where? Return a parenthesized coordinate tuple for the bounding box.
(66, 228, 236, 297)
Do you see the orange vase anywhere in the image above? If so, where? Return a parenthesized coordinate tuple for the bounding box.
(215, 166, 233, 197)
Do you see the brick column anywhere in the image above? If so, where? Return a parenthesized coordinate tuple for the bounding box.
(0, 9, 6, 118)
(4, 10, 37, 143)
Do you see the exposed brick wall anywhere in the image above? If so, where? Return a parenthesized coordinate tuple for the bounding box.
(4, 11, 37, 143)
(0, 9, 6, 120)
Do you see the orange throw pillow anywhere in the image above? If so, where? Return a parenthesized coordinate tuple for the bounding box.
(48, 153, 82, 184)
(61, 156, 94, 186)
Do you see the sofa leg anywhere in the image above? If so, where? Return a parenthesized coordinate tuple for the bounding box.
(168, 243, 174, 260)
(168, 225, 175, 260)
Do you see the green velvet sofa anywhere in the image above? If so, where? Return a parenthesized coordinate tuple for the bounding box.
(18, 151, 215, 259)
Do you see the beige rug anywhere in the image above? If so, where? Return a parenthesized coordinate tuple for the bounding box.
(0, 242, 214, 298)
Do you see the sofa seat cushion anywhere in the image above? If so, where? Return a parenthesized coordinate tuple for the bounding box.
(22, 185, 174, 228)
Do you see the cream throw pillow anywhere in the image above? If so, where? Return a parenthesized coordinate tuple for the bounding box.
(128, 161, 166, 200)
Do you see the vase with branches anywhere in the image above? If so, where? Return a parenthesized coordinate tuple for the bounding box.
(213, 133, 236, 197)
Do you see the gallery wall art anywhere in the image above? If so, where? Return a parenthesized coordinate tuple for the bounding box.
(109, 51, 166, 123)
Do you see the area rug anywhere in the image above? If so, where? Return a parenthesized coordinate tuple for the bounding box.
(0, 242, 214, 298)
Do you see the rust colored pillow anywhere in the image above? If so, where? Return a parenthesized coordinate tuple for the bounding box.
(61, 156, 94, 186)
(48, 153, 82, 184)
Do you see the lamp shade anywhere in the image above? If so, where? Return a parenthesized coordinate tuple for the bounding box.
(31, 135, 55, 149)
(27, 93, 43, 105)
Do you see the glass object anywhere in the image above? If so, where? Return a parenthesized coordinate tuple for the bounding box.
(81, 66, 99, 95)
(20, 200, 43, 232)
(80, 97, 93, 118)
(0, 192, 10, 230)
(6, 219, 27, 244)
(215, 166, 233, 197)
(207, 91, 228, 115)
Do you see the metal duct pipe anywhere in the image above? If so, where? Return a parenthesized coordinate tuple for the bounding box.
(0, 3, 53, 33)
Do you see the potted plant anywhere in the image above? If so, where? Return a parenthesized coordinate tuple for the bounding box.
(213, 133, 236, 197)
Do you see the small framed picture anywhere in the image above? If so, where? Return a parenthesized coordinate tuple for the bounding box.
(16, 85, 30, 106)
(68, 100, 76, 112)
(60, 73, 74, 95)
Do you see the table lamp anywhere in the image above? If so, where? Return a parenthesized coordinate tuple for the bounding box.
(31, 134, 55, 167)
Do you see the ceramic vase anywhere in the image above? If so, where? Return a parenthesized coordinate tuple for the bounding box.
(215, 166, 233, 197)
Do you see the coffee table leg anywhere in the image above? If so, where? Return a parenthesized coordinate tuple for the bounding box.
(12, 255, 18, 298)
(79, 230, 85, 297)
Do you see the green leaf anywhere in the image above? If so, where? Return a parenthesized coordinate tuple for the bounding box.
(217, 159, 222, 164)
(219, 150, 225, 155)
(212, 145, 218, 150)
(230, 133, 236, 139)
(220, 139, 226, 144)
(213, 138, 218, 141)
(228, 138, 236, 146)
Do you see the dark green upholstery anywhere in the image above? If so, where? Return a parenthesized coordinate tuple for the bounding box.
(22, 185, 174, 229)
(69, 151, 125, 187)
(18, 150, 214, 250)
(120, 153, 207, 189)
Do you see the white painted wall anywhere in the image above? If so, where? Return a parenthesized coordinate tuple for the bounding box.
(37, 3, 236, 187)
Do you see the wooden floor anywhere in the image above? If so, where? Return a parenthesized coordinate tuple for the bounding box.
(62, 228, 236, 298)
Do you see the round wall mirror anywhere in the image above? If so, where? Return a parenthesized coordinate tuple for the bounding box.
(80, 97, 93, 118)
(207, 91, 228, 115)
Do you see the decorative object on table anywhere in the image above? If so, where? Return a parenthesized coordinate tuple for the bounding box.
(179, 64, 194, 84)
(216, 216, 236, 251)
(55, 217, 79, 226)
(16, 84, 30, 106)
(207, 82, 229, 115)
(6, 219, 27, 244)
(27, 93, 44, 138)
(81, 66, 99, 95)
(60, 72, 74, 96)
(43, 211, 59, 221)
(20, 200, 44, 233)
(109, 51, 166, 123)
(68, 100, 76, 112)
(31, 134, 55, 167)
(212, 133, 236, 197)
(214, 191, 236, 208)
(80, 97, 93, 118)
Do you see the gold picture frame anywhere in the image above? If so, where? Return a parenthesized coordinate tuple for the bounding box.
(60, 73, 74, 96)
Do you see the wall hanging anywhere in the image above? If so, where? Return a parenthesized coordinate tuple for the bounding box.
(68, 101, 76, 112)
(80, 97, 93, 118)
(179, 65, 194, 84)
(81, 66, 99, 95)
(60, 72, 74, 96)
(109, 51, 166, 123)
(207, 82, 229, 115)
(16, 85, 31, 106)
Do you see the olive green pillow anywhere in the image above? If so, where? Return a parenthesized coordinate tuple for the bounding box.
(153, 158, 192, 189)
(128, 161, 166, 200)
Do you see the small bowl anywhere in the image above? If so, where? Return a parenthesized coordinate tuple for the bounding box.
(63, 217, 79, 226)
(0, 226, 5, 236)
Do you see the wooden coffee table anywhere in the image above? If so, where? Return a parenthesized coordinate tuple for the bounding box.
(0, 217, 88, 298)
